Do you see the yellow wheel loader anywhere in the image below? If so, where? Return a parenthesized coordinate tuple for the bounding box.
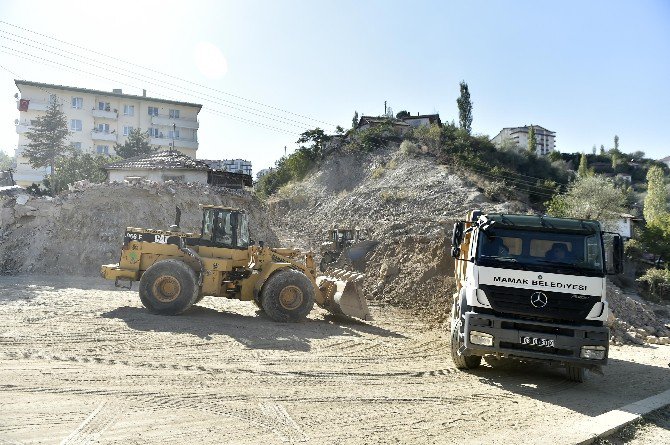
(101, 206, 371, 322)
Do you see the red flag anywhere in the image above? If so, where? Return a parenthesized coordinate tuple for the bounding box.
(18, 99, 29, 112)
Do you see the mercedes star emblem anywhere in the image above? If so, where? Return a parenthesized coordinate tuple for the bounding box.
(531, 292, 548, 308)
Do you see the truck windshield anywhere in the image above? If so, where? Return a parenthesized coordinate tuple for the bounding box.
(476, 227, 604, 276)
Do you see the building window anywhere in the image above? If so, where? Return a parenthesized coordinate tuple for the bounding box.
(148, 127, 160, 138)
(70, 142, 82, 150)
(71, 97, 83, 109)
(123, 105, 135, 116)
(97, 123, 110, 133)
(168, 129, 180, 139)
(96, 145, 110, 155)
(169, 109, 180, 119)
(123, 126, 134, 136)
(148, 106, 159, 116)
(98, 101, 111, 111)
(70, 119, 82, 131)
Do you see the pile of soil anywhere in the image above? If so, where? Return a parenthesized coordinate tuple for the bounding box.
(0, 180, 278, 276)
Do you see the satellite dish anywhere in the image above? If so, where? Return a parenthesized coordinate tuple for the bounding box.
(14, 119, 19, 125)
(14, 93, 18, 99)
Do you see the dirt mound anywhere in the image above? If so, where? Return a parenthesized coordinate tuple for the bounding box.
(607, 282, 670, 345)
(0, 181, 278, 276)
(267, 146, 526, 322)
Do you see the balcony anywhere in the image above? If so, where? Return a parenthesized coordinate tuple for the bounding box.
(150, 136, 198, 150)
(16, 100, 49, 111)
(91, 131, 118, 142)
(15, 122, 32, 134)
(92, 109, 118, 119)
(151, 115, 199, 129)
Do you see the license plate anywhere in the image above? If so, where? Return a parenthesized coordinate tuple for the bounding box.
(520, 336, 555, 347)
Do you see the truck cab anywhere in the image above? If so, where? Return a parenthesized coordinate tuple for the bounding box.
(450, 211, 623, 381)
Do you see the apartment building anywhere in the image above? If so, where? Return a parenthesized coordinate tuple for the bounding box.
(13, 80, 202, 186)
(202, 158, 253, 176)
(491, 125, 556, 156)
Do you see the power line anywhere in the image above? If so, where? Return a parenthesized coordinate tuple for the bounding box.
(0, 20, 337, 128)
(0, 35, 315, 130)
(0, 46, 298, 137)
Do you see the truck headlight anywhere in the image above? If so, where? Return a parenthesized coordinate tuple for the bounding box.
(470, 331, 494, 346)
(580, 346, 606, 360)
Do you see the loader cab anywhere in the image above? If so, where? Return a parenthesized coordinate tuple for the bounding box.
(200, 206, 250, 249)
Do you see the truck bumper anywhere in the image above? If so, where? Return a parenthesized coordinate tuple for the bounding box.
(462, 312, 609, 366)
(101, 264, 139, 281)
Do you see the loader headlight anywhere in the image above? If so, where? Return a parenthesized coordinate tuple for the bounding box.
(580, 346, 606, 360)
(470, 331, 494, 346)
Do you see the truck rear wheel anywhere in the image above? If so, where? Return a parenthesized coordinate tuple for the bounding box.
(261, 269, 315, 322)
(139, 259, 199, 315)
(565, 364, 585, 383)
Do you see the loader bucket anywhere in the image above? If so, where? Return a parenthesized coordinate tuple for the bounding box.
(316, 269, 372, 321)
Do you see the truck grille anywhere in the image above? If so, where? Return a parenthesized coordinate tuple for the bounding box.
(479, 284, 600, 323)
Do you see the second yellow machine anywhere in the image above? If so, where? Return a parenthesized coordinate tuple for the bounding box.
(101, 205, 370, 322)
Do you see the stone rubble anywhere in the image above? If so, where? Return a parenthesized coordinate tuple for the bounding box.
(0, 180, 278, 276)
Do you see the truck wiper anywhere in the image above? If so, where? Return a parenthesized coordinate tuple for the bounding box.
(535, 260, 592, 273)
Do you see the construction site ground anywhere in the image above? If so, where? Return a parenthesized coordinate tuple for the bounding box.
(1, 275, 669, 445)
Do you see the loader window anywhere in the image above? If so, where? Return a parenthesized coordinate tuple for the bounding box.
(200, 208, 250, 249)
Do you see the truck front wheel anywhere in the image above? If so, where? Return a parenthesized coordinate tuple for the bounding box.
(139, 260, 199, 315)
(450, 292, 482, 369)
(565, 363, 585, 383)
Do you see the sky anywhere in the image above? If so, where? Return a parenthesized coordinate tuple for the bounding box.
(0, 0, 669, 173)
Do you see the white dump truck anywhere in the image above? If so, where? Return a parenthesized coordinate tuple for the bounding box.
(450, 211, 623, 382)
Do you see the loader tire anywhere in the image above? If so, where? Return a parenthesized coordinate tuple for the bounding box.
(139, 259, 199, 315)
(261, 269, 314, 322)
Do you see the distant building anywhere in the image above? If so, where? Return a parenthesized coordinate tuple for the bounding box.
(356, 113, 441, 131)
(256, 168, 272, 180)
(13, 80, 202, 186)
(491, 125, 556, 156)
(202, 159, 252, 176)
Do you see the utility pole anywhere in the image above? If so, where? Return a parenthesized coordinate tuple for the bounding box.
(384, 100, 387, 116)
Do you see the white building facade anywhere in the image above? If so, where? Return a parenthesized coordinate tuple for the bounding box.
(491, 125, 556, 156)
(13, 80, 202, 186)
(202, 159, 252, 176)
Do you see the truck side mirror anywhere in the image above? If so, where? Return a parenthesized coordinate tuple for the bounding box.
(613, 235, 624, 274)
(452, 221, 464, 247)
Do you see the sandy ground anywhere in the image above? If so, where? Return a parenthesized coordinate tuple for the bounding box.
(0, 275, 668, 445)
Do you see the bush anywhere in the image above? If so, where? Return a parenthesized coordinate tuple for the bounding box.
(399, 140, 418, 156)
(637, 268, 670, 302)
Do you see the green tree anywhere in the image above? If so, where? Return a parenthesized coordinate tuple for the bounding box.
(395, 110, 410, 119)
(643, 165, 667, 223)
(546, 175, 628, 230)
(113, 128, 155, 159)
(24, 100, 70, 174)
(577, 153, 589, 177)
(54, 152, 112, 191)
(0, 149, 13, 170)
(600, 145, 605, 155)
(614, 134, 619, 151)
(527, 126, 537, 154)
(352, 111, 359, 129)
(335, 125, 345, 135)
(456, 81, 473, 134)
(592, 144, 597, 155)
(296, 128, 331, 159)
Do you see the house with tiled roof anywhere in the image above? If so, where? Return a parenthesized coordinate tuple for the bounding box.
(104, 151, 252, 189)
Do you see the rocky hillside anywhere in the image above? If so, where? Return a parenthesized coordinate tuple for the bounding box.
(0, 181, 278, 276)
(267, 144, 526, 322)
